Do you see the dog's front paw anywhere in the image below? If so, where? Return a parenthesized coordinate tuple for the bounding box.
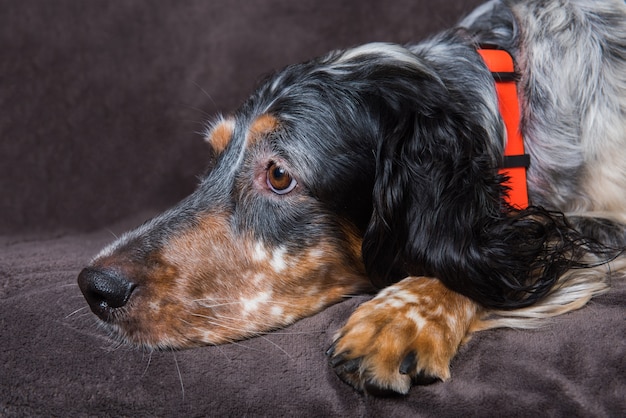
(327, 277, 480, 396)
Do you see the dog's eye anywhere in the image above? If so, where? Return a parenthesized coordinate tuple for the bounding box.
(266, 162, 297, 194)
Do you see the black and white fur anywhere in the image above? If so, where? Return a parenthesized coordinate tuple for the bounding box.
(78, 0, 626, 396)
(251, 0, 626, 308)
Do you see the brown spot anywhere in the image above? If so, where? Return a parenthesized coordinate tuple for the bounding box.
(90, 210, 371, 349)
(206, 118, 234, 154)
(247, 114, 279, 146)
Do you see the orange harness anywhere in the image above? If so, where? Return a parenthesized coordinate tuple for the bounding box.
(478, 48, 529, 209)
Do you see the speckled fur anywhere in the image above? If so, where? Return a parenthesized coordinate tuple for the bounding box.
(79, 0, 626, 396)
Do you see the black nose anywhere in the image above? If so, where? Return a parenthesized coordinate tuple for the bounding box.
(77, 267, 136, 320)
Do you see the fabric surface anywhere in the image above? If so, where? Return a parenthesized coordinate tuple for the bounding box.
(2, 0, 625, 416)
(2, 222, 625, 416)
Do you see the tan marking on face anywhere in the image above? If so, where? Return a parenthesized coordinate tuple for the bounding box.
(247, 114, 279, 147)
(206, 117, 235, 154)
(94, 214, 371, 349)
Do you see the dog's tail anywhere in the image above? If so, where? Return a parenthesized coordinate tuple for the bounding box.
(474, 214, 626, 331)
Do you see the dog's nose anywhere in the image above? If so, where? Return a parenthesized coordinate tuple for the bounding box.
(77, 267, 136, 320)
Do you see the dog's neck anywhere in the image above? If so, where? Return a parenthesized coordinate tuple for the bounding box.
(478, 47, 529, 209)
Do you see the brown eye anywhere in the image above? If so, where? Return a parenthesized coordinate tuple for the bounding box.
(266, 162, 297, 194)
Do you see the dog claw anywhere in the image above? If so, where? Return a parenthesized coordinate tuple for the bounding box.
(399, 351, 417, 375)
(325, 341, 338, 357)
(412, 372, 441, 386)
(364, 380, 404, 397)
(341, 357, 361, 374)
(329, 351, 362, 373)
(328, 352, 346, 368)
(400, 349, 441, 386)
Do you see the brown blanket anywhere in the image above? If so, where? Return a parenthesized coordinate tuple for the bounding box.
(2, 220, 625, 416)
(1, 0, 625, 416)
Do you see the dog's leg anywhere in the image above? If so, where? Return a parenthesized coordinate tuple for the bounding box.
(328, 276, 480, 396)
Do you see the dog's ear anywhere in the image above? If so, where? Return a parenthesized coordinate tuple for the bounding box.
(360, 75, 609, 309)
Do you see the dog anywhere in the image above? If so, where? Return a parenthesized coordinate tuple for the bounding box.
(78, 0, 626, 396)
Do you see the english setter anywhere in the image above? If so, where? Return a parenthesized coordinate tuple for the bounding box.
(78, 0, 626, 395)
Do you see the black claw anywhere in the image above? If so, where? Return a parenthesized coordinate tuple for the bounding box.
(329, 353, 347, 368)
(364, 380, 404, 397)
(399, 351, 417, 375)
(329, 352, 362, 374)
(341, 358, 361, 374)
(412, 372, 441, 386)
(325, 341, 338, 357)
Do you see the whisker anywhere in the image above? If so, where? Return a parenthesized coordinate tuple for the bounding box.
(172, 352, 185, 401)
(188, 314, 307, 352)
(190, 313, 252, 334)
(179, 318, 266, 353)
(193, 297, 296, 307)
(182, 105, 214, 123)
(259, 335, 293, 360)
(213, 344, 232, 361)
(59, 282, 80, 289)
(225, 339, 264, 353)
(65, 306, 88, 318)
(212, 312, 322, 336)
(195, 301, 246, 309)
(141, 350, 153, 378)
(193, 82, 218, 111)
(212, 312, 280, 330)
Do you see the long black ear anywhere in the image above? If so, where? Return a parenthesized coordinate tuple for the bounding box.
(361, 76, 614, 309)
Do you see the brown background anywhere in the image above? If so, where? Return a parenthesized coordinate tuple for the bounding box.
(2, 1, 625, 416)
(1, 0, 479, 233)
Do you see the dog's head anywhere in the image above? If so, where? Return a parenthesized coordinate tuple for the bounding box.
(79, 44, 420, 349)
(78, 39, 602, 349)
